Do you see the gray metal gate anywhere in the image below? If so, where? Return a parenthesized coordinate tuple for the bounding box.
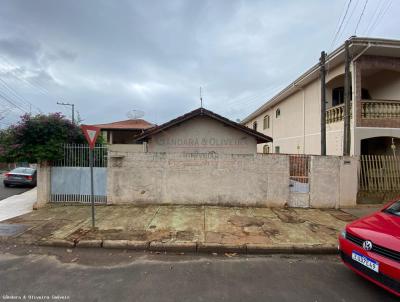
(288, 154, 310, 207)
(50, 144, 108, 204)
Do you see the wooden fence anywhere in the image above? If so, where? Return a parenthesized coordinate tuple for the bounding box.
(359, 155, 400, 192)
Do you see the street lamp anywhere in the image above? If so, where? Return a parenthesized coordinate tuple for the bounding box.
(56, 102, 75, 124)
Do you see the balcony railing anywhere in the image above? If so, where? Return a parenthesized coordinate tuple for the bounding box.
(326, 100, 400, 123)
(361, 100, 400, 119)
(326, 104, 352, 124)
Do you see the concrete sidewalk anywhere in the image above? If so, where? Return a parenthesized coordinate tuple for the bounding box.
(0, 204, 359, 254)
(0, 188, 37, 222)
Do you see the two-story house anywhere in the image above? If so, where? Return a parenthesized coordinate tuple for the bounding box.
(242, 37, 400, 156)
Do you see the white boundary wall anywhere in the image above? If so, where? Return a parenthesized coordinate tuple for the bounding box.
(106, 151, 358, 208)
(35, 150, 358, 208)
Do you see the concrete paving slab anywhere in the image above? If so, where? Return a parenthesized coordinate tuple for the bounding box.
(1, 204, 358, 254)
(0, 188, 37, 222)
(149, 205, 203, 232)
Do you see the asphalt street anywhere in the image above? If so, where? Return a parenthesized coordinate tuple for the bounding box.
(0, 244, 396, 302)
(0, 175, 31, 201)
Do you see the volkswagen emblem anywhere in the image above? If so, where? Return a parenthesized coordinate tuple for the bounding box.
(363, 240, 373, 251)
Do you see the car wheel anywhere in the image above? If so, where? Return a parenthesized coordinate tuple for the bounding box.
(4, 183, 10, 188)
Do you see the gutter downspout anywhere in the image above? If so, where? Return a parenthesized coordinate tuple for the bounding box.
(352, 43, 371, 62)
(294, 84, 306, 154)
(302, 88, 306, 154)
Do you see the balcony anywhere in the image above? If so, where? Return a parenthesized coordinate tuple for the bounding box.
(361, 100, 400, 119)
(326, 104, 351, 124)
(326, 100, 400, 124)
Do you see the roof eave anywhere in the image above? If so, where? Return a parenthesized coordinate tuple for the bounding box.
(133, 108, 273, 143)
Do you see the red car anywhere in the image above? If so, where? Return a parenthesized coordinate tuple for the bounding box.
(339, 198, 400, 297)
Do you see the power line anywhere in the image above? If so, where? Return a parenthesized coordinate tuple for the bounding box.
(338, 0, 360, 42)
(0, 55, 57, 115)
(0, 54, 53, 96)
(330, 0, 353, 50)
(224, 84, 286, 107)
(364, 0, 386, 35)
(0, 91, 28, 113)
(365, 0, 392, 35)
(354, 0, 369, 35)
(0, 83, 29, 112)
(0, 79, 41, 114)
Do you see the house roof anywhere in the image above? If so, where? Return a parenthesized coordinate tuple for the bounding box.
(93, 119, 155, 130)
(241, 36, 400, 124)
(133, 107, 272, 144)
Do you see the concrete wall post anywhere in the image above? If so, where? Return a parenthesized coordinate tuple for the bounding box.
(33, 161, 51, 209)
(338, 156, 358, 208)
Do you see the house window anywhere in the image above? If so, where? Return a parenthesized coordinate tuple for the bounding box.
(275, 146, 280, 153)
(332, 86, 365, 106)
(263, 115, 270, 129)
(275, 108, 281, 118)
(263, 145, 270, 154)
(253, 121, 258, 131)
(332, 87, 344, 106)
(362, 88, 371, 100)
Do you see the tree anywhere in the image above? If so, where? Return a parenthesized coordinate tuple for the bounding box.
(0, 113, 89, 163)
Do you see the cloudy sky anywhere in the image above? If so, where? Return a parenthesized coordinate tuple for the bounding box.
(0, 0, 399, 127)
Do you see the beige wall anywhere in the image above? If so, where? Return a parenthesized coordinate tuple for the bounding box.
(245, 58, 400, 156)
(35, 152, 358, 208)
(108, 152, 289, 207)
(363, 70, 400, 101)
(246, 76, 323, 155)
(107, 152, 358, 208)
(354, 127, 400, 155)
(147, 116, 258, 154)
(309, 156, 358, 208)
(108, 144, 144, 153)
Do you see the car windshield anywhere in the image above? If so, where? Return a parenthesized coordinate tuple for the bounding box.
(384, 200, 400, 217)
(11, 168, 35, 174)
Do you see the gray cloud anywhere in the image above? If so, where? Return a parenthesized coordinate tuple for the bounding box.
(0, 0, 399, 127)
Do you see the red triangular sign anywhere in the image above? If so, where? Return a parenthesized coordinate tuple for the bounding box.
(81, 125, 101, 149)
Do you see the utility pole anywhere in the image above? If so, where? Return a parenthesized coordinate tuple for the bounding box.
(343, 40, 351, 156)
(57, 101, 75, 124)
(320, 51, 326, 156)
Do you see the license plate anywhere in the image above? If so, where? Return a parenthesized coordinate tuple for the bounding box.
(352, 251, 379, 273)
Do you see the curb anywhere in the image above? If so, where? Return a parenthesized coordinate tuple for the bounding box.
(36, 239, 338, 255)
(149, 241, 197, 253)
(102, 240, 149, 250)
(197, 243, 246, 254)
(76, 240, 102, 248)
(38, 239, 75, 248)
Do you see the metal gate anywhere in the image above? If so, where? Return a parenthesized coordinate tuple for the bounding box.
(359, 155, 400, 192)
(50, 144, 108, 204)
(288, 154, 310, 207)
